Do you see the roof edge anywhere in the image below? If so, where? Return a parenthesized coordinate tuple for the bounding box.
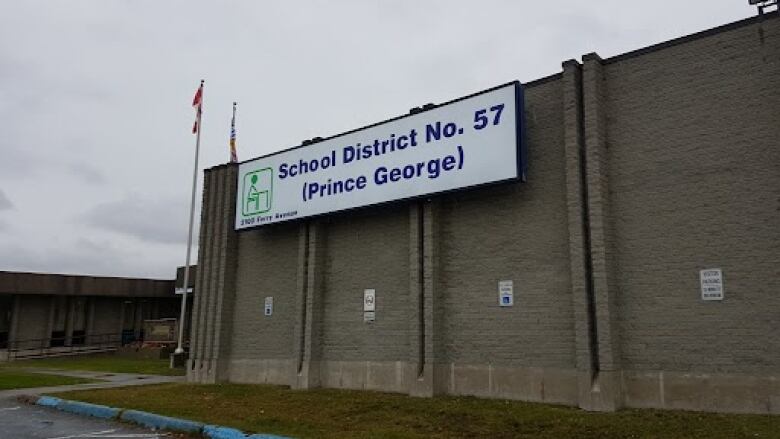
(604, 11, 778, 65)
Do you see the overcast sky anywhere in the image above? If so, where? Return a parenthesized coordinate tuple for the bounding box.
(0, 1, 753, 279)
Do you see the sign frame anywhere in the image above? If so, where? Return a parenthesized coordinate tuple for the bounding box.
(498, 280, 514, 307)
(235, 81, 526, 231)
(363, 289, 376, 312)
(700, 268, 724, 301)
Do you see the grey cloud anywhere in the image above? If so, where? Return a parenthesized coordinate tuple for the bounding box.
(0, 189, 13, 210)
(69, 162, 107, 185)
(0, 145, 37, 178)
(80, 194, 199, 246)
(0, 238, 175, 279)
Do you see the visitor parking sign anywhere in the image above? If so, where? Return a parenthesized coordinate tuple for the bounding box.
(700, 268, 724, 301)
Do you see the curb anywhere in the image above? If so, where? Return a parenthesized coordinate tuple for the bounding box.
(203, 425, 289, 439)
(24, 395, 291, 439)
(59, 400, 121, 420)
(121, 409, 203, 433)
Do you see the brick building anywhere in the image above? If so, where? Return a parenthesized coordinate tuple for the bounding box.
(186, 13, 780, 414)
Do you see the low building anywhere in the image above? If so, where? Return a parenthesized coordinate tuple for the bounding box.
(0, 270, 187, 360)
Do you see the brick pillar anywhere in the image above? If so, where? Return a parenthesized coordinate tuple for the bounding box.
(294, 220, 325, 389)
(424, 201, 446, 395)
(187, 163, 239, 384)
(580, 52, 622, 410)
(292, 222, 309, 386)
(408, 200, 442, 397)
(563, 58, 596, 398)
(188, 169, 213, 381)
(408, 202, 427, 395)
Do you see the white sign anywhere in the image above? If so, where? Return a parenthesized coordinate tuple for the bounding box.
(499, 280, 513, 307)
(264, 296, 274, 316)
(236, 82, 525, 229)
(700, 269, 724, 301)
(363, 289, 376, 312)
(174, 287, 193, 295)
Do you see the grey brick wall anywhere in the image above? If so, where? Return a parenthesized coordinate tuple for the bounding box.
(230, 222, 299, 360)
(320, 206, 410, 362)
(437, 78, 576, 368)
(603, 17, 780, 375)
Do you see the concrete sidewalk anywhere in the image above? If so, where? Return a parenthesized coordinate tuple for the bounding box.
(0, 368, 183, 398)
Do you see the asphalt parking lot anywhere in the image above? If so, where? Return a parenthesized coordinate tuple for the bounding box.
(0, 394, 171, 439)
(0, 367, 188, 439)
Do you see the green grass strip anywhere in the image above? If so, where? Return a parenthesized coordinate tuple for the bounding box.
(0, 369, 97, 390)
(0, 353, 184, 376)
(54, 382, 780, 439)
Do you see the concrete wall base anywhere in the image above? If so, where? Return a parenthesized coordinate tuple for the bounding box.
(577, 371, 623, 411)
(622, 370, 780, 415)
(294, 360, 321, 390)
(186, 359, 226, 384)
(227, 358, 296, 386)
(190, 359, 780, 414)
(319, 360, 410, 393)
(206, 359, 581, 406)
(407, 362, 435, 398)
(432, 363, 579, 405)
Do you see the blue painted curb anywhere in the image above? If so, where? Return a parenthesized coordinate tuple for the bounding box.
(33, 395, 292, 438)
(203, 425, 247, 439)
(35, 396, 119, 420)
(58, 400, 120, 420)
(36, 396, 62, 407)
(120, 409, 204, 433)
(203, 425, 291, 439)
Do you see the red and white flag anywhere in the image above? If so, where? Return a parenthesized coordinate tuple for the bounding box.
(192, 82, 203, 134)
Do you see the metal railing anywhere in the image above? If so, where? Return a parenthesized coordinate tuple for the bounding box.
(4, 332, 122, 361)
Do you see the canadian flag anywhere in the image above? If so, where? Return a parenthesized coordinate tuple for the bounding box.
(192, 82, 203, 134)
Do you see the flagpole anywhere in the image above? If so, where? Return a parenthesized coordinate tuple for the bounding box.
(175, 79, 203, 356)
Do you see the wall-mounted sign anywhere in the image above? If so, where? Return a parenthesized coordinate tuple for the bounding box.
(700, 269, 724, 301)
(363, 311, 375, 323)
(363, 289, 376, 312)
(498, 280, 514, 307)
(236, 82, 525, 230)
(174, 287, 193, 295)
(264, 296, 274, 316)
